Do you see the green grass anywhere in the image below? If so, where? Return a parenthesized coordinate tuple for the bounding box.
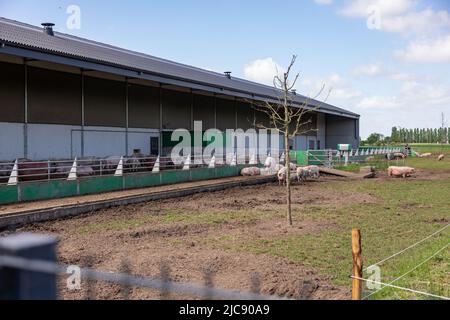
(335, 157, 390, 173)
(78, 209, 267, 234)
(334, 163, 362, 173)
(77, 157, 450, 300)
(335, 153, 450, 173)
(233, 178, 450, 299)
(404, 157, 450, 170)
(409, 144, 450, 154)
(196, 158, 450, 300)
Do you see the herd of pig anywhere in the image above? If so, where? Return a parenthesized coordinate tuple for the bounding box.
(240, 156, 321, 185)
(386, 153, 445, 178)
(242, 152, 447, 182)
(242, 163, 417, 181)
(416, 152, 445, 161)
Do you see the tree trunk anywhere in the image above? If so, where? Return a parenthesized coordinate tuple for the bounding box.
(284, 132, 293, 226)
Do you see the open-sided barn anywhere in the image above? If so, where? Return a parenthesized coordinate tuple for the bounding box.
(0, 18, 359, 161)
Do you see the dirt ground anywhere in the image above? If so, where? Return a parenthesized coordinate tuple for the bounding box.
(3, 167, 450, 300)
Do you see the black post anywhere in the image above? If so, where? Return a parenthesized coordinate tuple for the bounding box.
(0, 233, 57, 300)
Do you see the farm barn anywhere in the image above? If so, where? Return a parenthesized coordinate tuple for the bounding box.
(0, 18, 359, 161)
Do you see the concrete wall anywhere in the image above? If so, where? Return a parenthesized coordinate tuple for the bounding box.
(28, 124, 82, 160)
(127, 128, 159, 156)
(325, 115, 359, 149)
(77, 126, 159, 159)
(293, 135, 321, 151)
(0, 122, 25, 160)
(0, 122, 159, 161)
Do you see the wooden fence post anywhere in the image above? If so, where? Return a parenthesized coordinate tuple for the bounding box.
(352, 228, 363, 300)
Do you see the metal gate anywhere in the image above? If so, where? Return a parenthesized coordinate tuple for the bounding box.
(307, 149, 336, 167)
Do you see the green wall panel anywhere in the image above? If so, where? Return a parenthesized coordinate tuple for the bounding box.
(216, 166, 239, 178)
(2, 164, 248, 205)
(161, 170, 191, 185)
(79, 176, 123, 195)
(190, 168, 216, 181)
(21, 180, 78, 202)
(124, 173, 161, 189)
(292, 151, 308, 166)
(0, 185, 19, 205)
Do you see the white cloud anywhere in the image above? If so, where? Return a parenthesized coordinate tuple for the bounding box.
(354, 77, 450, 137)
(296, 69, 450, 138)
(357, 96, 401, 109)
(339, 1, 450, 36)
(337, 1, 450, 64)
(395, 35, 450, 63)
(243, 58, 284, 86)
(353, 64, 383, 77)
(332, 88, 363, 99)
(339, 0, 413, 18)
(389, 72, 417, 81)
(300, 73, 362, 102)
(355, 76, 450, 110)
(381, 8, 450, 36)
(399, 79, 450, 106)
(314, 0, 333, 5)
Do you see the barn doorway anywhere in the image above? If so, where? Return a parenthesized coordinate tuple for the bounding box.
(150, 137, 159, 156)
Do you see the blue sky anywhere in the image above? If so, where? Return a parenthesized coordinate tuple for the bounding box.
(1, 0, 450, 138)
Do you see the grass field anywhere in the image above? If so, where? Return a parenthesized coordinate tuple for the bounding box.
(309, 156, 449, 299)
(8, 157, 449, 300)
(254, 178, 449, 300)
(410, 143, 450, 154)
(336, 156, 450, 173)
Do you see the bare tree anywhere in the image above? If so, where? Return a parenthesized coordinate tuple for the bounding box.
(253, 55, 328, 226)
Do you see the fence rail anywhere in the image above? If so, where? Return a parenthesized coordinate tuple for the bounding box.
(351, 226, 450, 301)
(0, 151, 284, 186)
(0, 146, 411, 188)
(307, 147, 405, 167)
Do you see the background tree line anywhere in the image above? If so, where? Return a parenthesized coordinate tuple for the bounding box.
(361, 127, 450, 146)
(390, 127, 449, 144)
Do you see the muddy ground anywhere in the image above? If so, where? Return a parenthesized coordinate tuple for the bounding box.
(3, 168, 449, 300)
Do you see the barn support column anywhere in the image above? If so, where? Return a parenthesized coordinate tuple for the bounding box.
(214, 94, 217, 129)
(125, 78, 129, 156)
(190, 89, 194, 130)
(250, 101, 255, 129)
(23, 60, 28, 159)
(81, 70, 85, 158)
(159, 83, 163, 156)
(234, 98, 238, 130)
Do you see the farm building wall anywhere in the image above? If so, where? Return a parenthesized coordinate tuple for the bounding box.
(28, 67, 82, 125)
(325, 114, 359, 149)
(0, 58, 358, 161)
(0, 62, 25, 123)
(193, 94, 215, 129)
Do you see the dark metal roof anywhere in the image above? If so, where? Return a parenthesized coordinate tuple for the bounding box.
(0, 17, 359, 118)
